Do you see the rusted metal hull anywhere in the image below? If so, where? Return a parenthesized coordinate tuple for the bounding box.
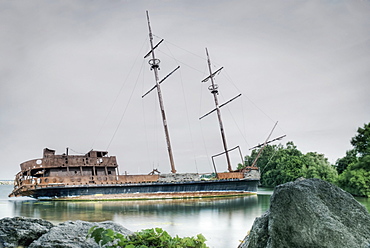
(9, 148, 260, 200)
(15, 179, 259, 200)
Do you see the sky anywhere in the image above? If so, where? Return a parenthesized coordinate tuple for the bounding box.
(1, 0, 369, 180)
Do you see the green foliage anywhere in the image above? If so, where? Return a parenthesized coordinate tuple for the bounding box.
(337, 123, 370, 197)
(242, 141, 337, 187)
(335, 149, 357, 174)
(351, 122, 370, 157)
(304, 152, 338, 184)
(338, 154, 370, 197)
(87, 226, 208, 248)
(240, 122, 370, 197)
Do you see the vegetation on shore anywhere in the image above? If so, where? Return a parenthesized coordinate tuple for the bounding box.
(87, 226, 208, 248)
(238, 122, 370, 198)
(337, 122, 370, 197)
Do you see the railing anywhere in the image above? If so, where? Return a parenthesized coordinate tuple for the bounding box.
(20, 156, 118, 171)
(12, 174, 161, 192)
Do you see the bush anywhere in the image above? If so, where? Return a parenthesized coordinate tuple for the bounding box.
(87, 226, 208, 248)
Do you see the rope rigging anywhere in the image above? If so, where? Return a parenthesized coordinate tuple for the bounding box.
(106, 40, 148, 150)
(91, 38, 148, 150)
(91, 30, 284, 173)
(161, 41, 200, 173)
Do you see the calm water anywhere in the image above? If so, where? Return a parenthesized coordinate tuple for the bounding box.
(1, 185, 369, 248)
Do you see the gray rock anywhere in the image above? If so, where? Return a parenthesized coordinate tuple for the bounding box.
(29, 220, 133, 248)
(0, 216, 133, 248)
(0, 216, 54, 248)
(239, 178, 370, 248)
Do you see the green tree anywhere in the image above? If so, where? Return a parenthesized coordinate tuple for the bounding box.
(274, 142, 305, 185)
(351, 122, 370, 157)
(335, 149, 357, 174)
(303, 152, 338, 183)
(337, 122, 370, 197)
(242, 141, 337, 187)
(337, 156, 370, 198)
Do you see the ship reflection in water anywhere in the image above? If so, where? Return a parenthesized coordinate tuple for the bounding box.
(10, 195, 271, 247)
(11, 195, 269, 223)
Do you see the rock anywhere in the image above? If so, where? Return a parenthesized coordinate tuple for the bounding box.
(0, 217, 133, 248)
(29, 220, 134, 248)
(0, 216, 54, 248)
(239, 178, 370, 248)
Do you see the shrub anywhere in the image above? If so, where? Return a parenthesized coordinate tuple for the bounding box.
(87, 226, 208, 248)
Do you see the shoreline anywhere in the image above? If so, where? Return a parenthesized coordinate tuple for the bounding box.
(0, 180, 13, 185)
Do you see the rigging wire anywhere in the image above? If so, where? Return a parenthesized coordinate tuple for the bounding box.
(91, 38, 148, 150)
(156, 48, 205, 75)
(221, 69, 279, 125)
(142, 62, 161, 171)
(154, 34, 282, 137)
(145, 35, 284, 171)
(162, 42, 199, 173)
(141, 58, 152, 170)
(141, 57, 162, 172)
(154, 34, 205, 60)
(156, 39, 214, 172)
(68, 148, 86, 155)
(218, 91, 251, 148)
(219, 68, 287, 148)
(198, 63, 216, 172)
(106, 52, 146, 150)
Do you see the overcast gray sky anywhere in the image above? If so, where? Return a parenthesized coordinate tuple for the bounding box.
(1, 0, 369, 180)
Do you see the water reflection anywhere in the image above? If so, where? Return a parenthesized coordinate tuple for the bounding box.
(11, 195, 271, 247)
(11, 196, 266, 223)
(7, 185, 368, 248)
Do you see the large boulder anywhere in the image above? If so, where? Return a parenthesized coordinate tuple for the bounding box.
(0, 217, 133, 248)
(0, 216, 54, 248)
(29, 220, 133, 248)
(239, 178, 370, 248)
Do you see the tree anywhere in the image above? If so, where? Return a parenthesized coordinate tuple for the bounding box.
(351, 122, 370, 157)
(241, 141, 336, 187)
(303, 152, 338, 184)
(335, 149, 357, 174)
(337, 122, 370, 197)
(338, 160, 370, 198)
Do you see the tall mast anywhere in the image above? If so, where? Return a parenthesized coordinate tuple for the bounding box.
(200, 48, 236, 172)
(144, 11, 177, 173)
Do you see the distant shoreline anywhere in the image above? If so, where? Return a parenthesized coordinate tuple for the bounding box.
(0, 180, 13, 185)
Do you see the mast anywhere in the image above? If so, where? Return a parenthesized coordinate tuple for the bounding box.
(144, 11, 177, 173)
(200, 48, 240, 172)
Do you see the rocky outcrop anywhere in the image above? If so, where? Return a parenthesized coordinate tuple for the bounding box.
(0, 217, 54, 248)
(239, 178, 370, 248)
(0, 217, 133, 248)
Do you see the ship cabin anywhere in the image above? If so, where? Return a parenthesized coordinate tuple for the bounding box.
(11, 148, 119, 192)
(9, 148, 165, 198)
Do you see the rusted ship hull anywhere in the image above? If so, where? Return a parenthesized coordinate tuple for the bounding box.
(9, 148, 260, 200)
(14, 179, 259, 200)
